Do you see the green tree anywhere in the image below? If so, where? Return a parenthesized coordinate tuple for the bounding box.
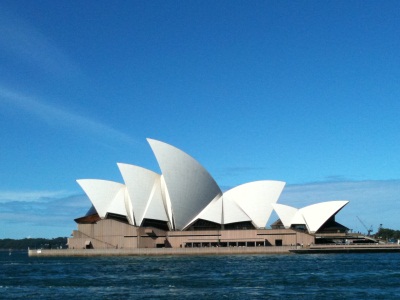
(375, 228, 400, 240)
(0, 237, 68, 250)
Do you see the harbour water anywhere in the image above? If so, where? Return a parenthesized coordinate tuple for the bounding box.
(1, 251, 400, 299)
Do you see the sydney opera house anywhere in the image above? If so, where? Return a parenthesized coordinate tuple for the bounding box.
(68, 139, 350, 249)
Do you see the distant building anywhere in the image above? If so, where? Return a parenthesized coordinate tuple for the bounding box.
(68, 139, 349, 249)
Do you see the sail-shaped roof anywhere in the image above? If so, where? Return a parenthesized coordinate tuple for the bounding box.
(118, 163, 168, 226)
(147, 138, 222, 230)
(273, 201, 349, 233)
(76, 179, 130, 222)
(224, 181, 285, 228)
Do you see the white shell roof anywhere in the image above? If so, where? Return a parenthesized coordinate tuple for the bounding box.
(76, 179, 128, 221)
(271, 203, 299, 229)
(123, 187, 134, 225)
(142, 175, 169, 223)
(108, 186, 130, 218)
(188, 194, 223, 227)
(148, 138, 223, 230)
(273, 200, 349, 233)
(291, 210, 307, 226)
(224, 180, 286, 228)
(300, 200, 349, 233)
(221, 196, 251, 225)
(187, 194, 252, 227)
(160, 175, 174, 228)
(185, 181, 285, 228)
(118, 163, 167, 226)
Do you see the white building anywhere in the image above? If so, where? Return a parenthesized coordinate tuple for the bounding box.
(69, 139, 350, 249)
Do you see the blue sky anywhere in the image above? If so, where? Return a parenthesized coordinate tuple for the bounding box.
(0, 1, 399, 238)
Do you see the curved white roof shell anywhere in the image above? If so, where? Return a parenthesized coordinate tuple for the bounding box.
(188, 194, 224, 227)
(300, 200, 349, 233)
(221, 196, 251, 225)
(147, 138, 223, 230)
(142, 175, 169, 223)
(76, 179, 130, 222)
(182, 181, 285, 229)
(223, 181, 285, 228)
(271, 203, 299, 229)
(273, 200, 349, 233)
(160, 175, 174, 227)
(118, 163, 168, 226)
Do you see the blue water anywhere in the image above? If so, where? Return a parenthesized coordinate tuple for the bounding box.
(1, 251, 399, 299)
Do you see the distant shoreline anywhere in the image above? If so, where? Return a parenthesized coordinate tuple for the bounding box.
(0, 237, 67, 251)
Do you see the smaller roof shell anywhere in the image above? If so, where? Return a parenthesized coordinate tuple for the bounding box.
(272, 200, 349, 233)
(300, 200, 349, 233)
(271, 203, 299, 229)
(224, 180, 286, 228)
(76, 179, 130, 222)
(118, 163, 167, 226)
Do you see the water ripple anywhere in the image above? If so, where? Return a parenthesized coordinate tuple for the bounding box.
(1, 252, 400, 299)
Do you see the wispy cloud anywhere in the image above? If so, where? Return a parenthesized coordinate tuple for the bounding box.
(0, 194, 89, 216)
(0, 193, 90, 238)
(279, 179, 400, 232)
(0, 86, 138, 146)
(0, 190, 72, 203)
(0, 6, 80, 76)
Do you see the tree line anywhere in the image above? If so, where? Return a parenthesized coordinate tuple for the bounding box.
(0, 237, 68, 250)
(375, 227, 400, 241)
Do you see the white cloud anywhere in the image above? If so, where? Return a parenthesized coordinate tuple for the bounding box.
(0, 6, 80, 76)
(0, 86, 138, 146)
(0, 190, 72, 203)
(0, 194, 90, 238)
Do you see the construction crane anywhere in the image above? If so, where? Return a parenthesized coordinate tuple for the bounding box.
(357, 216, 373, 236)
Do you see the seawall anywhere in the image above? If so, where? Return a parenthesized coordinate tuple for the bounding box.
(28, 246, 295, 257)
(290, 244, 400, 254)
(28, 244, 400, 257)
